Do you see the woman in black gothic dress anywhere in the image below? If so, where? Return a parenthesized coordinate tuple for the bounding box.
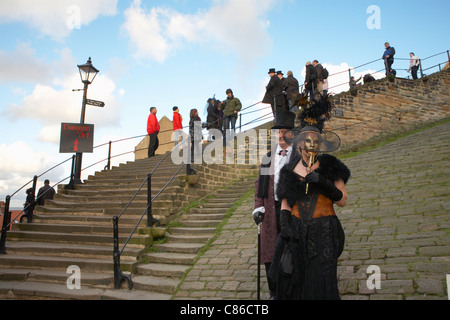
(269, 122, 351, 300)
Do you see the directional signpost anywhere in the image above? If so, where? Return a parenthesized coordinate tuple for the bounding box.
(60, 123, 95, 153)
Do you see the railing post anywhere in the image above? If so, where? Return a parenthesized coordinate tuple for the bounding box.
(419, 59, 424, 78)
(113, 215, 133, 290)
(65, 155, 76, 190)
(239, 113, 242, 133)
(0, 196, 12, 254)
(105, 141, 112, 171)
(147, 173, 152, 227)
(447, 50, 450, 64)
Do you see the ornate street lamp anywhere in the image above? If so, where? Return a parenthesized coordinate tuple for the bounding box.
(73, 57, 99, 184)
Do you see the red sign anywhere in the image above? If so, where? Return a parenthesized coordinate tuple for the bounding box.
(60, 123, 94, 153)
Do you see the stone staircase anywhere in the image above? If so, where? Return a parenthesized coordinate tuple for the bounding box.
(132, 180, 254, 295)
(0, 151, 259, 299)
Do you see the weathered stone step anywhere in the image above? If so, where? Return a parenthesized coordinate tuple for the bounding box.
(145, 252, 197, 265)
(165, 233, 213, 244)
(154, 242, 204, 254)
(190, 208, 228, 215)
(62, 187, 179, 198)
(6, 230, 150, 247)
(181, 220, 222, 228)
(136, 263, 190, 278)
(168, 227, 216, 235)
(0, 255, 138, 273)
(89, 168, 180, 179)
(0, 281, 171, 300)
(3, 241, 142, 260)
(201, 202, 234, 209)
(84, 175, 180, 185)
(183, 213, 226, 221)
(36, 205, 173, 217)
(44, 199, 172, 210)
(32, 213, 166, 227)
(132, 275, 179, 295)
(0, 268, 114, 288)
(12, 222, 137, 236)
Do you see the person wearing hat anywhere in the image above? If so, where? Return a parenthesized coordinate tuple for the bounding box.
(263, 68, 283, 113)
(268, 100, 351, 300)
(220, 89, 242, 148)
(253, 111, 295, 299)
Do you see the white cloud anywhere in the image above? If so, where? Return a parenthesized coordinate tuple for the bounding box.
(5, 72, 121, 144)
(0, 141, 66, 208)
(122, 0, 275, 68)
(0, 0, 118, 39)
(0, 44, 77, 84)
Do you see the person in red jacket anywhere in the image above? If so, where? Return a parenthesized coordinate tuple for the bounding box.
(147, 107, 160, 157)
(172, 106, 184, 148)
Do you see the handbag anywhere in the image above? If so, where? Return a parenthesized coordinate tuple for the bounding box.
(279, 241, 294, 276)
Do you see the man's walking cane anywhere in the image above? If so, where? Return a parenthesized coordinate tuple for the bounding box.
(257, 223, 261, 300)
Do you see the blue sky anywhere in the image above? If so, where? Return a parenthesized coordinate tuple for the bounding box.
(1, 0, 449, 207)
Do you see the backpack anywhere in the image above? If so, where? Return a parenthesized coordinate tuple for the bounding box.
(309, 66, 317, 80)
(322, 68, 329, 79)
(390, 47, 396, 56)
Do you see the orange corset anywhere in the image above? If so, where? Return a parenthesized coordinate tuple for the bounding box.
(291, 193, 336, 219)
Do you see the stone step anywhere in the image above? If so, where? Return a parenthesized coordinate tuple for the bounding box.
(154, 242, 204, 254)
(36, 205, 173, 217)
(0, 255, 138, 273)
(32, 213, 166, 227)
(11, 222, 137, 236)
(0, 281, 171, 300)
(62, 187, 179, 198)
(201, 202, 234, 209)
(181, 220, 222, 228)
(132, 275, 179, 295)
(44, 199, 173, 210)
(0, 268, 114, 288)
(165, 233, 213, 244)
(136, 263, 190, 278)
(183, 213, 226, 221)
(145, 252, 197, 265)
(6, 230, 150, 247)
(190, 208, 228, 215)
(168, 227, 216, 235)
(84, 175, 181, 185)
(3, 241, 142, 260)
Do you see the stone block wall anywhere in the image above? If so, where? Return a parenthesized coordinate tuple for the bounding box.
(327, 69, 450, 151)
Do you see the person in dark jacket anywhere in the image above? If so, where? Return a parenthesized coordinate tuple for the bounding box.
(263, 68, 283, 113)
(20, 188, 36, 223)
(36, 180, 56, 206)
(189, 108, 203, 163)
(286, 71, 300, 112)
(304, 62, 317, 102)
(382, 42, 395, 76)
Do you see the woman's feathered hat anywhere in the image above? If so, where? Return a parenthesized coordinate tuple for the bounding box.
(284, 94, 341, 152)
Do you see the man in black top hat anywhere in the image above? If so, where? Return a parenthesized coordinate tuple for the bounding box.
(253, 110, 295, 299)
(263, 68, 283, 113)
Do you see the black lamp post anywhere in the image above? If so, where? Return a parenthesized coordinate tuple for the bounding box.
(73, 57, 99, 184)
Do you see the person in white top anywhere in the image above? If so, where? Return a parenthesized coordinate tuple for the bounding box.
(408, 52, 420, 80)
